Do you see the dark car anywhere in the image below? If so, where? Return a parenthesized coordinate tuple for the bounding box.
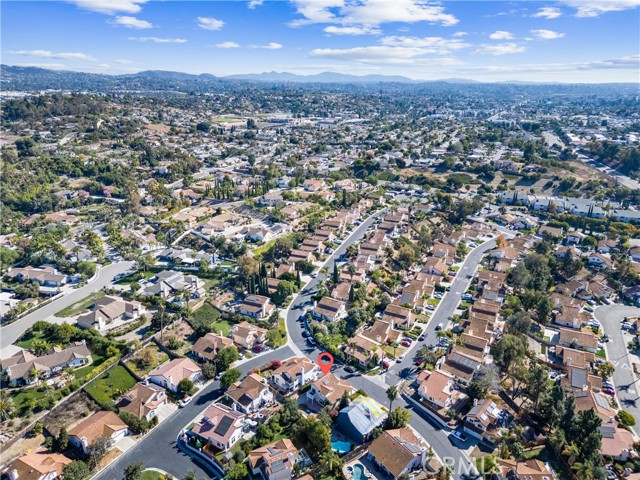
(252, 344, 264, 353)
(301, 330, 310, 338)
(418, 335, 426, 341)
(344, 366, 356, 374)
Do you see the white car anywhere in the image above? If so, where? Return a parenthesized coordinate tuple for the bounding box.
(396, 355, 406, 363)
(179, 396, 192, 408)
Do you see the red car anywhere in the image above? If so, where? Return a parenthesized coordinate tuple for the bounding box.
(401, 340, 411, 347)
(602, 387, 615, 396)
(252, 344, 264, 353)
(382, 360, 390, 369)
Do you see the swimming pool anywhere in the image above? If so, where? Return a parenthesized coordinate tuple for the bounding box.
(331, 437, 351, 454)
(352, 463, 366, 480)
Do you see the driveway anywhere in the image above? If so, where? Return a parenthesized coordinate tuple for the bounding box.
(0, 261, 135, 355)
(595, 304, 640, 433)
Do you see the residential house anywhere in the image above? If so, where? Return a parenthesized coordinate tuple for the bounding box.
(560, 366, 602, 393)
(248, 439, 299, 480)
(553, 306, 587, 330)
(440, 347, 482, 385)
(573, 390, 615, 423)
(597, 239, 618, 254)
(600, 425, 634, 461)
(117, 382, 168, 421)
(270, 357, 319, 393)
(148, 358, 202, 393)
(463, 399, 503, 444)
(311, 297, 347, 322)
(192, 333, 234, 363)
(493, 459, 556, 480)
(190, 403, 246, 452)
(566, 231, 586, 245)
(2, 451, 72, 480)
(1, 342, 91, 386)
(381, 304, 414, 330)
(421, 257, 448, 276)
(76, 296, 144, 332)
(366, 428, 428, 480)
(4, 266, 72, 295)
(361, 320, 402, 345)
(345, 334, 385, 369)
(558, 328, 598, 353)
(238, 295, 275, 320)
(588, 253, 613, 269)
(225, 373, 274, 413)
(337, 396, 388, 444)
(288, 249, 314, 264)
(231, 321, 268, 350)
(307, 372, 355, 408)
(68, 411, 128, 454)
(417, 370, 458, 409)
(142, 270, 205, 301)
(555, 346, 596, 370)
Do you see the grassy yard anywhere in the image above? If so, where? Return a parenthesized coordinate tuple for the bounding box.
(190, 303, 233, 336)
(427, 298, 441, 306)
(85, 365, 136, 406)
(115, 270, 156, 286)
(16, 330, 47, 350)
(54, 292, 105, 317)
(141, 471, 164, 480)
(125, 345, 169, 377)
(73, 354, 106, 380)
(11, 387, 48, 413)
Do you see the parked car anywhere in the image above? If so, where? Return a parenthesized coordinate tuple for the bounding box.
(602, 387, 615, 396)
(584, 306, 595, 313)
(418, 334, 426, 341)
(252, 344, 264, 353)
(396, 355, 406, 363)
(344, 366, 356, 374)
(435, 323, 444, 331)
(302, 330, 310, 338)
(382, 360, 390, 369)
(602, 381, 614, 389)
(427, 305, 436, 311)
(450, 430, 467, 443)
(179, 396, 192, 408)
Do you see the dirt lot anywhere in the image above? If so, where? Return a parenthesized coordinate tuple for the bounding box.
(43, 391, 100, 437)
(162, 320, 195, 356)
(145, 123, 171, 134)
(0, 433, 45, 465)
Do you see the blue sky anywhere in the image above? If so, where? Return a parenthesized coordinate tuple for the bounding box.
(2, 0, 639, 82)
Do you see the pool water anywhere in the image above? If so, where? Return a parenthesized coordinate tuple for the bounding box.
(353, 464, 366, 480)
(331, 437, 351, 454)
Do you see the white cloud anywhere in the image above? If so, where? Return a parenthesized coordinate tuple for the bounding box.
(214, 41, 240, 48)
(128, 36, 187, 43)
(16, 63, 68, 70)
(12, 49, 96, 61)
(530, 29, 566, 40)
(91, 63, 111, 69)
(453, 31, 468, 37)
(324, 25, 381, 35)
(253, 42, 283, 49)
(461, 54, 640, 74)
(197, 17, 224, 30)
(532, 7, 563, 19)
(248, 0, 263, 8)
(474, 43, 526, 55)
(489, 31, 514, 40)
(310, 45, 463, 65)
(562, 0, 640, 17)
(115, 59, 134, 64)
(69, 0, 148, 15)
(380, 36, 470, 54)
(290, 0, 458, 27)
(113, 16, 153, 29)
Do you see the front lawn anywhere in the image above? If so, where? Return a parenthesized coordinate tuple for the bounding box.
(85, 365, 136, 406)
(427, 298, 441, 306)
(54, 292, 105, 317)
(11, 387, 48, 414)
(73, 354, 106, 380)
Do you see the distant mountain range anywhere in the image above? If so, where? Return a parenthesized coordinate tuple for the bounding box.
(1, 65, 635, 94)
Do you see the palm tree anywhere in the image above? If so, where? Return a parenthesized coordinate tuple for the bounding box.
(28, 367, 41, 385)
(0, 390, 14, 421)
(562, 442, 580, 465)
(572, 460, 595, 480)
(386, 385, 398, 412)
(389, 340, 400, 358)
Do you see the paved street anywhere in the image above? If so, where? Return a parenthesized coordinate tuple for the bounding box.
(95, 210, 491, 480)
(595, 305, 640, 433)
(387, 238, 497, 378)
(95, 346, 295, 480)
(0, 261, 135, 354)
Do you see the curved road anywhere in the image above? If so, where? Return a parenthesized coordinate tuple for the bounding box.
(0, 261, 135, 354)
(96, 211, 494, 480)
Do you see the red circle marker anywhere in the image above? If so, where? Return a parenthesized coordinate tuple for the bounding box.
(317, 352, 334, 376)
